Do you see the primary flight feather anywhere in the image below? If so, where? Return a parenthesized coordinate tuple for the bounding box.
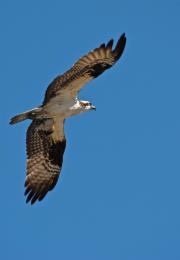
(10, 33, 126, 204)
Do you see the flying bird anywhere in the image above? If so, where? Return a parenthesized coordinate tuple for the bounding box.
(10, 33, 126, 204)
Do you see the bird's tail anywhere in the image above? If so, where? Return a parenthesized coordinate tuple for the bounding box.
(9, 107, 42, 125)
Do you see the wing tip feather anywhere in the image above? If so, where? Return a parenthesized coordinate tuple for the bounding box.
(106, 39, 114, 49)
(112, 33, 127, 60)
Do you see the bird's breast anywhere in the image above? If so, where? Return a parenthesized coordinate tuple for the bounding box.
(42, 100, 78, 119)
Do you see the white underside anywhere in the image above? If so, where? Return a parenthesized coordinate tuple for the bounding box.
(35, 98, 85, 141)
(42, 98, 83, 119)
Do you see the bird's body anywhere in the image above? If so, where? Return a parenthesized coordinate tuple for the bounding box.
(10, 34, 126, 204)
(42, 99, 88, 119)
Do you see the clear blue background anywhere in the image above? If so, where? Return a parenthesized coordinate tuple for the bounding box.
(1, 0, 180, 259)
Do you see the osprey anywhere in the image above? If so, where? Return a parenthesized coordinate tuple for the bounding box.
(10, 34, 126, 204)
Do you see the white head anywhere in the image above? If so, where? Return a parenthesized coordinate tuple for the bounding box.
(69, 100, 96, 117)
(79, 100, 96, 112)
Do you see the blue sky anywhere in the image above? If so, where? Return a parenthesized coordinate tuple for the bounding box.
(1, 0, 180, 259)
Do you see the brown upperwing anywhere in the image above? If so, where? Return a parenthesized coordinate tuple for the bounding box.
(43, 33, 126, 104)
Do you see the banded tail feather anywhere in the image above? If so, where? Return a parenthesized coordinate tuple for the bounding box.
(9, 107, 42, 125)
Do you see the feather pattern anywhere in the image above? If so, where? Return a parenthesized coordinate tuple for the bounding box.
(43, 34, 126, 104)
(10, 33, 126, 204)
(25, 119, 66, 204)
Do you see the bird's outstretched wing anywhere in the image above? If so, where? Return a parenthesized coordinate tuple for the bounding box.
(43, 33, 126, 104)
(25, 118, 66, 204)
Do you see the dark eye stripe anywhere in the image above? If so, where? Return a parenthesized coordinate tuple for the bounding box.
(80, 101, 91, 107)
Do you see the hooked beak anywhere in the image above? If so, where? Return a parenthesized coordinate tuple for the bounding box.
(91, 105, 96, 111)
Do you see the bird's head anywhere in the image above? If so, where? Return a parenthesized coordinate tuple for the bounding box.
(79, 100, 96, 112)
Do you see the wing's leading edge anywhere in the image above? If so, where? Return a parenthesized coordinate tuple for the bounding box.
(43, 34, 126, 104)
